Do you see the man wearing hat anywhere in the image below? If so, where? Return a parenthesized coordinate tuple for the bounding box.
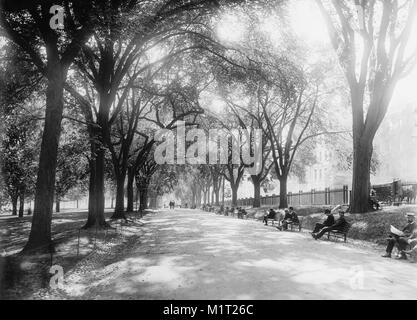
(312, 209, 335, 233)
(263, 208, 277, 225)
(277, 208, 299, 231)
(382, 212, 416, 259)
(312, 210, 348, 239)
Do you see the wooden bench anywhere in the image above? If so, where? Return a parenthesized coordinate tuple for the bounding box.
(289, 221, 302, 232)
(271, 219, 302, 232)
(327, 223, 351, 243)
(404, 243, 417, 262)
(266, 218, 277, 226)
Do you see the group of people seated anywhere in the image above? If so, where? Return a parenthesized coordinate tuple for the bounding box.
(311, 209, 348, 240)
(262, 207, 299, 231)
(260, 203, 417, 262)
(202, 204, 215, 212)
(217, 205, 247, 219)
(262, 206, 349, 237)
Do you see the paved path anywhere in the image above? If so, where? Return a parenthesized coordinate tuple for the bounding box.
(58, 209, 417, 300)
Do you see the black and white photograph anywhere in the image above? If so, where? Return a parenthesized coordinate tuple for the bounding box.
(1, 0, 417, 304)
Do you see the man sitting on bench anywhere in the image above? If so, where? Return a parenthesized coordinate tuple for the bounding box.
(238, 207, 247, 219)
(382, 212, 416, 260)
(312, 209, 335, 233)
(263, 208, 277, 225)
(277, 207, 299, 231)
(312, 211, 347, 240)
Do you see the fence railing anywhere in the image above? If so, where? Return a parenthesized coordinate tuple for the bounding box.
(223, 185, 350, 207)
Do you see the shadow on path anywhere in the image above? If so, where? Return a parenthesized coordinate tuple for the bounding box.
(53, 209, 417, 300)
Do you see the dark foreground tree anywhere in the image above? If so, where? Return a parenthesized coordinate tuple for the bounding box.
(316, 0, 417, 213)
(1, 0, 96, 252)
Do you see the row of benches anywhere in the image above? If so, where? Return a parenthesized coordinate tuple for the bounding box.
(266, 217, 351, 243)
(207, 206, 351, 242)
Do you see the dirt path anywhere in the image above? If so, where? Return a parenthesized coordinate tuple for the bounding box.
(49, 208, 417, 300)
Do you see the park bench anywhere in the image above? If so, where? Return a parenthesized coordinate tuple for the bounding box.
(280, 219, 302, 232)
(237, 209, 247, 219)
(288, 220, 302, 232)
(268, 218, 302, 232)
(326, 223, 351, 243)
(267, 218, 277, 226)
(265, 216, 283, 226)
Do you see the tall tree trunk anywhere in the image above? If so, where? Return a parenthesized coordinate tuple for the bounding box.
(23, 57, 65, 252)
(55, 199, 60, 213)
(12, 196, 18, 216)
(139, 187, 148, 212)
(351, 138, 373, 213)
(94, 145, 106, 223)
(231, 184, 238, 207)
(87, 157, 96, 221)
(252, 175, 261, 208)
(149, 195, 157, 208)
(135, 187, 139, 211)
(214, 189, 220, 206)
(126, 167, 134, 212)
(83, 145, 108, 229)
(18, 191, 25, 218)
(222, 177, 225, 206)
(192, 190, 196, 207)
(111, 172, 127, 219)
(279, 175, 288, 209)
(196, 188, 201, 207)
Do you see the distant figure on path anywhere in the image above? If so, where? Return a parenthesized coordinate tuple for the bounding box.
(369, 188, 380, 210)
(312, 209, 335, 233)
(312, 211, 348, 239)
(382, 213, 416, 260)
(169, 201, 175, 209)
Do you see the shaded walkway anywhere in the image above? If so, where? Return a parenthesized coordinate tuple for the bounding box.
(55, 209, 417, 300)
